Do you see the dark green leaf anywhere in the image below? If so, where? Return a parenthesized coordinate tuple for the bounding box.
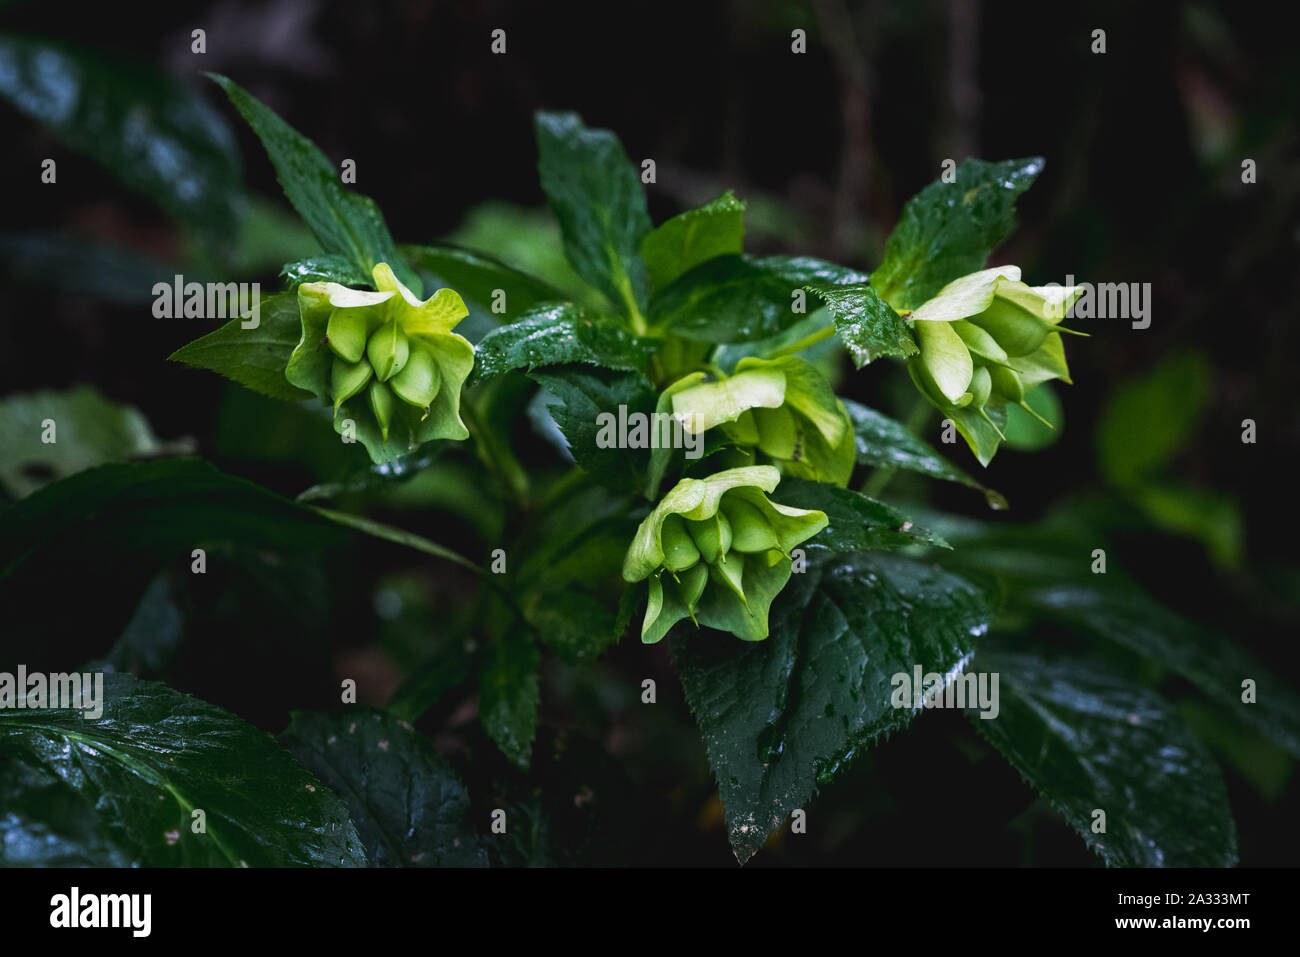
(530, 588, 622, 664)
(972, 653, 1237, 867)
(0, 762, 132, 866)
(168, 293, 313, 402)
(90, 572, 185, 677)
(649, 255, 800, 343)
(280, 254, 372, 288)
(842, 399, 1005, 508)
(650, 254, 871, 344)
(527, 367, 656, 492)
(535, 111, 651, 314)
(774, 477, 947, 550)
(0, 673, 366, 866)
(208, 74, 418, 292)
(754, 255, 869, 286)
(402, 243, 566, 323)
(0, 459, 478, 589)
(281, 708, 488, 867)
(470, 303, 655, 386)
(806, 281, 917, 365)
(672, 553, 989, 862)
(0, 37, 242, 243)
(1021, 584, 1300, 760)
(480, 631, 541, 770)
(873, 157, 1044, 310)
(312, 507, 481, 573)
(641, 190, 745, 290)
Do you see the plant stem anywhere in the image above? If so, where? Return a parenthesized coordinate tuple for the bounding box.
(769, 322, 837, 358)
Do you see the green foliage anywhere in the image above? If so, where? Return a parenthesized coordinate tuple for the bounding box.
(471, 304, 655, 386)
(169, 293, 313, 401)
(872, 157, 1044, 310)
(535, 111, 653, 317)
(281, 709, 488, 867)
(0, 674, 365, 866)
(208, 74, 419, 293)
(672, 553, 991, 862)
(8, 87, 1276, 872)
(641, 190, 746, 290)
(972, 653, 1237, 867)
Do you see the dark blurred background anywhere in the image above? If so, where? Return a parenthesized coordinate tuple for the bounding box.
(1, 0, 1297, 865)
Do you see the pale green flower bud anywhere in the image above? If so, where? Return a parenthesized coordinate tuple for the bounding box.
(286, 263, 474, 463)
(905, 266, 1085, 465)
(623, 465, 827, 643)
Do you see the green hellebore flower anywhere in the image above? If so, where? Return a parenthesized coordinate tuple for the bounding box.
(286, 262, 474, 463)
(662, 356, 856, 487)
(905, 266, 1085, 466)
(623, 465, 827, 643)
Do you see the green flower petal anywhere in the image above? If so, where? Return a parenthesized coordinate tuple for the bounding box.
(914, 318, 974, 403)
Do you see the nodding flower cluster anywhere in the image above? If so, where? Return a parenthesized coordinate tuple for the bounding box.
(286, 263, 475, 460)
(623, 466, 826, 643)
(903, 266, 1085, 464)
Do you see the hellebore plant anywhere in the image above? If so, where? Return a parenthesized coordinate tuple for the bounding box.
(8, 62, 1270, 873)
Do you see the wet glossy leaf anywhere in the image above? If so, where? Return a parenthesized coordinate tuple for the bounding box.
(0, 37, 242, 243)
(1021, 584, 1300, 760)
(208, 74, 419, 293)
(842, 399, 1004, 507)
(535, 111, 652, 313)
(641, 190, 745, 290)
(470, 303, 654, 386)
(650, 255, 804, 343)
(280, 254, 372, 288)
(672, 553, 989, 862)
(0, 673, 366, 866)
(775, 478, 947, 551)
(806, 282, 917, 366)
(873, 157, 1044, 310)
(281, 708, 488, 867)
(169, 292, 313, 401)
(971, 653, 1237, 867)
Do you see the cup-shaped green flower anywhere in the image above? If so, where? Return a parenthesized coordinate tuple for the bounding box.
(665, 356, 855, 486)
(623, 465, 827, 643)
(904, 266, 1084, 465)
(286, 263, 474, 463)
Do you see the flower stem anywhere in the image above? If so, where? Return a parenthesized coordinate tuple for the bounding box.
(769, 322, 837, 358)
